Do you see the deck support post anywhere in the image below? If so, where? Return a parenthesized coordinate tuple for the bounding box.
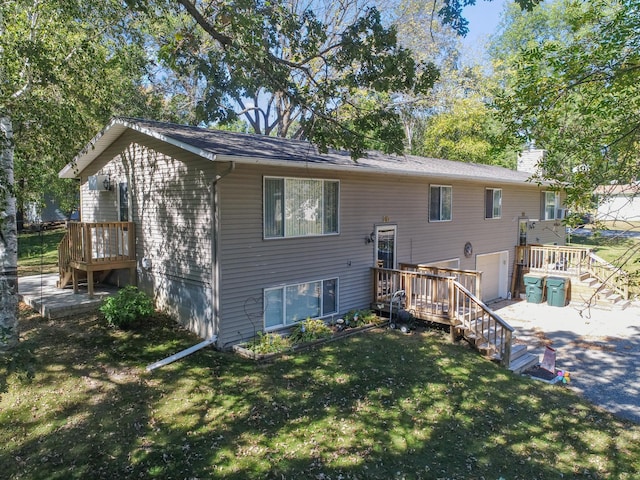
(87, 270, 94, 298)
(72, 268, 78, 294)
(448, 277, 456, 343)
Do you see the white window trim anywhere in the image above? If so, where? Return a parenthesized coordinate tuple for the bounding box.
(485, 188, 502, 219)
(264, 277, 339, 331)
(263, 176, 340, 239)
(429, 184, 453, 222)
(543, 191, 560, 220)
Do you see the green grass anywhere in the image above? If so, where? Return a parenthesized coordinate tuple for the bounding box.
(17, 228, 66, 276)
(2, 308, 639, 479)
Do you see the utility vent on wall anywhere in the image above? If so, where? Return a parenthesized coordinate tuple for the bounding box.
(88, 175, 111, 191)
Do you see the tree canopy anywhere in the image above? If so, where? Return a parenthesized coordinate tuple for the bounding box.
(142, 0, 440, 159)
(491, 0, 640, 210)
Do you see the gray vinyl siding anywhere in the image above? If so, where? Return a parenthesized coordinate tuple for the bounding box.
(214, 164, 563, 346)
(77, 132, 217, 338)
(76, 135, 565, 345)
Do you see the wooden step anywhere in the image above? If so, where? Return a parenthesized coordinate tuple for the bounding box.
(509, 352, 540, 374)
(490, 343, 526, 362)
(509, 344, 529, 362)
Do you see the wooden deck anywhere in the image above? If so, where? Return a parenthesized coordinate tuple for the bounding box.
(513, 244, 630, 299)
(58, 222, 136, 297)
(372, 266, 514, 367)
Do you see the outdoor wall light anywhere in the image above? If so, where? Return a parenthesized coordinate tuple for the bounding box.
(365, 232, 375, 244)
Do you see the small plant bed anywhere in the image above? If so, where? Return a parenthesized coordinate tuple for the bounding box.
(234, 311, 387, 361)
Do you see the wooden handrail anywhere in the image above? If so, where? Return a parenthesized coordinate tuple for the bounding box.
(588, 252, 630, 300)
(515, 244, 630, 300)
(58, 230, 71, 278)
(451, 280, 514, 367)
(372, 267, 513, 366)
(65, 221, 135, 264)
(399, 263, 482, 300)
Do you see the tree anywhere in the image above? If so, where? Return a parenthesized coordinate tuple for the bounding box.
(144, 0, 439, 158)
(0, 0, 160, 351)
(0, 117, 17, 351)
(491, 0, 640, 213)
(419, 96, 517, 167)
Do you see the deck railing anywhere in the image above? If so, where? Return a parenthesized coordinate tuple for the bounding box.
(515, 244, 591, 276)
(451, 281, 513, 366)
(372, 267, 513, 366)
(588, 252, 630, 300)
(66, 221, 135, 265)
(515, 244, 630, 300)
(400, 263, 482, 300)
(58, 230, 71, 280)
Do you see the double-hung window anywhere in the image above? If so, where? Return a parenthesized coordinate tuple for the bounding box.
(485, 188, 502, 219)
(264, 278, 338, 330)
(429, 185, 452, 222)
(264, 177, 339, 238)
(542, 191, 560, 220)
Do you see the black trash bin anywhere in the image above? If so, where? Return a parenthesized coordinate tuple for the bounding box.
(523, 274, 545, 304)
(547, 276, 570, 307)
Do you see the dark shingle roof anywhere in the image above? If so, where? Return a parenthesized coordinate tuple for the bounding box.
(61, 117, 535, 185)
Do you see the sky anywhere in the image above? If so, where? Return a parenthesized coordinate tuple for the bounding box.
(460, 0, 508, 64)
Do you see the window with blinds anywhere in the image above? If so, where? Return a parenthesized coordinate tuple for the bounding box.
(264, 177, 339, 238)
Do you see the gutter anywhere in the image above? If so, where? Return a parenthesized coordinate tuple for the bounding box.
(145, 336, 218, 371)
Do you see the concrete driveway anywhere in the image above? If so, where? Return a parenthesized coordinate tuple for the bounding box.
(493, 299, 640, 424)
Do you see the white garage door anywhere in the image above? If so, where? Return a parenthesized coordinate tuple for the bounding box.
(476, 251, 509, 302)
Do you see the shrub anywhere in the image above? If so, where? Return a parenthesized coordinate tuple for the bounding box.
(289, 318, 332, 344)
(245, 331, 292, 354)
(99, 286, 154, 329)
(343, 309, 379, 327)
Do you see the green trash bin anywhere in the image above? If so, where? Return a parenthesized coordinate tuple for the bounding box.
(523, 274, 545, 304)
(547, 276, 570, 307)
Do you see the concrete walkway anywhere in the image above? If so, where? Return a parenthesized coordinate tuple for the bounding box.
(18, 273, 117, 319)
(493, 298, 640, 424)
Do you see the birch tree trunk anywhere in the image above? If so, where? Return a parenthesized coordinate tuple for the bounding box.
(0, 116, 18, 352)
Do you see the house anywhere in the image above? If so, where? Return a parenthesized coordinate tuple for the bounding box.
(58, 117, 566, 349)
(594, 182, 640, 222)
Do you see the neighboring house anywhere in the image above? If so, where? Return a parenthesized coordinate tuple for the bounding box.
(594, 183, 640, 222)
(58, 118, 566, 348)
(24, 193, 68, 225)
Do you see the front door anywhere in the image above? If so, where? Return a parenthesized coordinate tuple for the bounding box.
(375, 225, 397, 269)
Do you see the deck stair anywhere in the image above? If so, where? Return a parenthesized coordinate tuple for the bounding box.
(573, 273, 631, 310)
(505, 344, 540, 374)
(373, 266, 545, 373)
(462, 318, 539, 373)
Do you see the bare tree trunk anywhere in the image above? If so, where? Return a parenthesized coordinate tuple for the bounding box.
(0, 116, 19, 352)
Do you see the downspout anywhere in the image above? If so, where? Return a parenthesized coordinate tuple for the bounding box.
(210, 161, 235, 346)
(145, 161, 235, 372)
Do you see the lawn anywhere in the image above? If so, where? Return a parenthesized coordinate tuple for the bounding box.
(17, 227, 66, 277)
(1, 307, 639, 479)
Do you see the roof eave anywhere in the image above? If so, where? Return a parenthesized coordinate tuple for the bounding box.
(59, 117, 216, 179)
(213, 154, 541, 186)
